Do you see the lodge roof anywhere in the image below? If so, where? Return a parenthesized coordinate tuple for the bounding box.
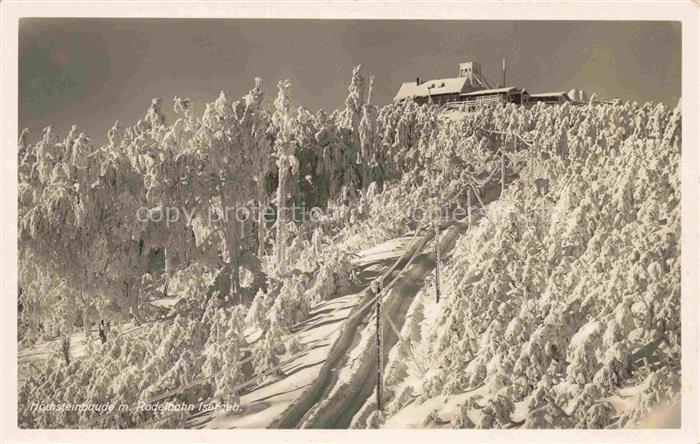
(460, 86, 526, 97)
(394, 77, 473, 100)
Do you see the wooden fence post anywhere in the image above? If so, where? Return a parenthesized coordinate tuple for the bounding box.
(374, 281, 383, 412)
(435, 216, 440, 304)
(500, 138, 506, 196)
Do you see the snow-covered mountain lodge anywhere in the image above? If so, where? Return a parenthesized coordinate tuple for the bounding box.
(394, 61, 580, 108)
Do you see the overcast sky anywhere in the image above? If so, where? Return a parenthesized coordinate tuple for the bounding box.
(19, 19, 681, 143)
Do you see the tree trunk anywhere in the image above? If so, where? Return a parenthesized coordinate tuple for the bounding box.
(276, 167, 289, 274)
(80, 273, 92, 341)
(257, 181, 267, 258)
(61, 335, 71, 366)
(560, 129, 569, 163)
(125, 282, 144, 326)
(220, 188, 241, 302)
(163, 246, 173, 297)
(98, 320, 108, 344)
(362, 164, 369, 190)
(240, 250, 266, 292)
(231, 219, 242, 303)
(83, 305, 92, 341)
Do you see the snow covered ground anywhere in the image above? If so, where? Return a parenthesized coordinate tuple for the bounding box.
(195, 234, 424, 428)
(16, 220, 680, 429)
(18, 326, 109, 384)
(199, 293, 358, 428)
(384, 388, 487, 428)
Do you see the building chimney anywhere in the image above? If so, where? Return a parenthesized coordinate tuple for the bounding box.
(502, 58, 506, 88)
(416, 77, 421, 86)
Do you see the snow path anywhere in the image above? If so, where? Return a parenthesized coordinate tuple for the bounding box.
(368, 182, 503, 428)
(291, 222, 468, 428)
(18, 331, 93, 363)
(18, 327, 114, 384)
(269, 229, 436, 428)
(196, 235, 421, 429)
(197, 293, 358, 429)
(354, 235, 415, 266)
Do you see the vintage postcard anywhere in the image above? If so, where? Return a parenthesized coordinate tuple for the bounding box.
(1, 1, 698, 443)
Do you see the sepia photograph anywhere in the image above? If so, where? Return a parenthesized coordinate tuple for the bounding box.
(1, 2, 699, 442)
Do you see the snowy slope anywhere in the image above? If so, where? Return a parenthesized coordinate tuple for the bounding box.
(196, 235, 422, 428)
(200, 293, 357, 428)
